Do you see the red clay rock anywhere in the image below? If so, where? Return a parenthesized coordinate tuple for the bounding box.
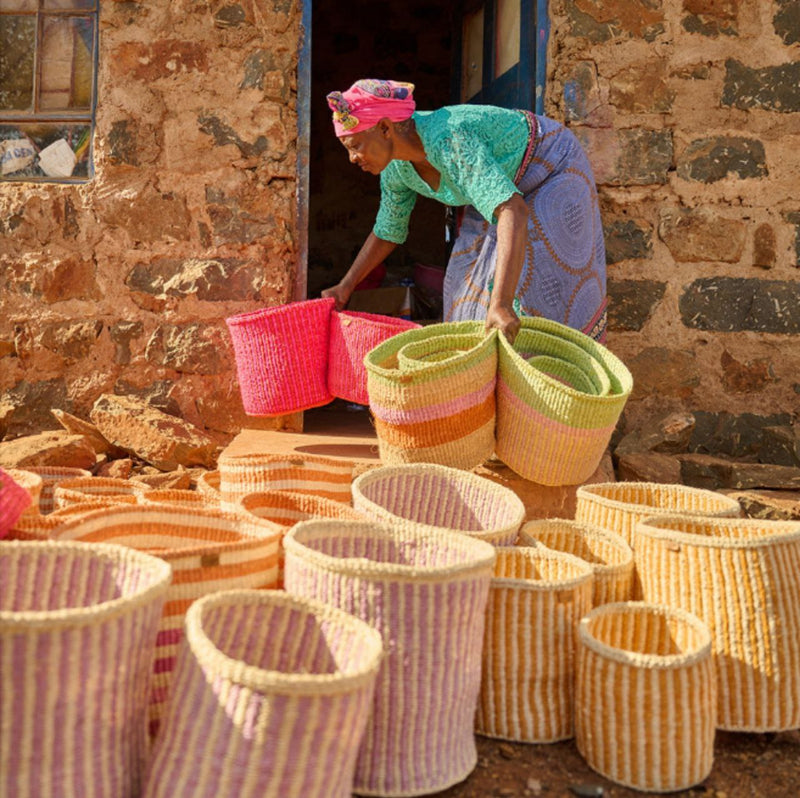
(0, 431, 97, 470)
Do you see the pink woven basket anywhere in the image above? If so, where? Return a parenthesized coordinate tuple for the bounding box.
(226, 298, 335, 416)
(328, 310, 420, 405)
(0, 467, 32, 538)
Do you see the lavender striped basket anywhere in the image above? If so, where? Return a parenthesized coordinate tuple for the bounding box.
(284, 519, 497, 797)
(0, 540, 171, 798)
(143, 590, 383, 798)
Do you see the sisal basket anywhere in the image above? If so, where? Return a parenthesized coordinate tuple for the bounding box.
(0, 540, 171, 798)
(495, 318, 632, 486)
(138, 488, 218, 509)
(365, 321, 497, 470)
(20, 466, 92, 514)
(518, 518, 634, 606)
(53, 504, 282, 738)
(476, 546, 593, 743)
(634, 513, 800, 732)
(0, 467, 32, 537)
(284, 519, 496, 797)
(226, 298, 335, 416)
(328, 310, 420, 405)
(53, 476, 147, 509)
(7, 512, 67, 541)
(352, 463, 525, 546)
(218, 451, 354, 505)
(143, 590, 383, 798)
(195, 469, 222, 504)
(575, 601, 716, 793)
(5, 469, 43, 518)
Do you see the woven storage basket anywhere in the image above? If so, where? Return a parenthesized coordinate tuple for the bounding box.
(0, 468, 33, 536)
(54, 476, 147, 509)
(365, 321, 497, 470)
(20, 466, 92, 514)
(226, 298, 335, 416)
(53, 504, 282, 738)
(352, 463, 525, 546)
(328, 310, 420, 405)
(575, 601, 716, 793)
(495, 318, 632, 485)
(518, 519, 634, 606)
(284, 519, 496, 797)
(218, 451, 354, 505)
(477, 546, 593, 743)
(195, 469, 222, 504)
(634, 514, 800, 732)
(138, 488, 219, 509)
(8, 512, 67, 541)
(5, 469, 43, 519)
(0, 540, 171, 798)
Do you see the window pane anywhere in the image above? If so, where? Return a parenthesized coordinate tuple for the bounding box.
(495, 0, 520, 78)
(461, 7, 484, 101)
(0, 1, 38, 10)
(0, 15, 35, 111)
(1, 123, 91, 179)
(43, 0, 97, 9)
(40, 15, 94, 110)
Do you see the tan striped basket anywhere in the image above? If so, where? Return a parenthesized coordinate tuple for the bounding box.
(284, 519, 496, 797)
(139, 488, 220, 509)
(0, 540, 171, 798)
(575, 601, 716, 793)
(143, 590, 383, 798)
(8, 512, 67, 541)
(5, 469, 43, 518)
(351, 463, 525, 546)
(53, 504, 282, 738)
(634, 513, 800, 732)
(195, 469, 222, 504)
(54, 476, 148, 510)
(518, 518, 634, 606)
(217, 452, 354, 505)
(19, 466, 92, 514)
(476, 546, 593, 744)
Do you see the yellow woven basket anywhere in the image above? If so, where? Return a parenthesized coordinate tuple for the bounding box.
(575, 601, 716, 793)
(476, 546, 593, 743)
(634, 513, 800, 732)
(518, 518, 634, 606)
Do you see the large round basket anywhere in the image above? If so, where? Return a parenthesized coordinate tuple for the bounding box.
(18, 466, 92, 514)
(53, 476, 147, 509)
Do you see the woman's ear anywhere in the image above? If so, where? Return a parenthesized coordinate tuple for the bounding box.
(379, 119, 392, 138)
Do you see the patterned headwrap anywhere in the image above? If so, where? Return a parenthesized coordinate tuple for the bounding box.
(327, 79, 416, 137)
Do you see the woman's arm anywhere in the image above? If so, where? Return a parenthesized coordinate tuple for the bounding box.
(321, 232, 398, 310)
(486, 193, 527, 343)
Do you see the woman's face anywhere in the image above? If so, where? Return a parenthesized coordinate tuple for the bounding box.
(339, 124, 393, 174)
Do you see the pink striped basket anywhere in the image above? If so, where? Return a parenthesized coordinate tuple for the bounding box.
(0, 467, 32, 537)
(143, 590, 383, 798)
(0, 540, 171, 798)
(226, 298, 335, 416)
(328, 310, 420, 405)
(284, 519, 496, 797)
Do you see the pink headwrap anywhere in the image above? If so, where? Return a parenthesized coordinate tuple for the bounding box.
(327, 79, 416, 137)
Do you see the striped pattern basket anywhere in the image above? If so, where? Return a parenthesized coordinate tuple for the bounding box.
(495, 318, 632, 486)
(633, 514, 800, 732)
(365, 321, 497, 470)
(0, 540, 171, 798)
(4, 469, 43, 519)
(284, 519, 496, 797)
(328, 310, 420, 405)
(575, 601, 716, 793)
(19, 466, 92, 514)
(54, 476, 147, 509)
(352, 463, 526, 546)
(143, 590, 383, 798)
(8, 512, 67, 541)
(0, 468, 33, 536)
(226, 298, 335, 416)
(518, 518, 634, 606)
(477, 546, 593, 744)
(53, 504, 282, 738)
(139, 488, 219, 509)
(195, 469, 222, 504)
(218, 452, 354, 505)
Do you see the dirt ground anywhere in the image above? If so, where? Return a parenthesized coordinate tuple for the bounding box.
(435, 730, 800, 797)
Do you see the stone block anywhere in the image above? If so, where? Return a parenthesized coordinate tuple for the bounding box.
(627, 347, 700, 400)
(774, 0, 800, 45)
(682, 0, 738, 36)
(659, 207, 746, 262)
(113, 379, 181, 417)
(607, 279, 665, 331)
(615, 411, 695, 458)
(145, 323, 229, 375)
(1, 379, 70, 439)
(564, 0, 665, 43)
(677, 137, 767, 183)
(617, 451, 682, 483)
(753, 223, 776, 269)
(198, 114, 268, 159)
(689, 411, 792, 458)
(783, 210, 800, 266)
(603, 218, 653, 264)
(109, 321, 144, 365)
(214, 4, 247, 27)
(95, 186, 192, 243)
(720, 350, 776, 393)
(722, 59, 800, 113)
(563, 61, 611, 125)
(36, 257, 102, 304)
(759, 426, 800, 467)
(608, 61, 675, 113)
(110, 40, 210, 83)
(38, 320, 103, 363)
(727, 489, 800, 521)
(0, 431, 97, 470)
(574, 127, 673, 186)
(51, 408, 122, 456)
(680, 453, 800, 491)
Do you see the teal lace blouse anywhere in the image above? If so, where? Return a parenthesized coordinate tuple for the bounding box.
(373, 105, 531, 244)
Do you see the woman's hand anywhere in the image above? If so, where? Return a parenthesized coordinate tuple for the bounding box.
(321, 282, 352, 311)
(485, 302, 520, 345)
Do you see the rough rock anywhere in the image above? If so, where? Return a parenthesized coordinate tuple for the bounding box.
(725, 489, 800, 521)
(51, 408, 123, 456)
(0, 431, 97, 470)
(90, 394, 218, 471)
(97, 458, 133, 479)
(131, 470, 193, 490)
(615, 411, 695, 458)
(617, 451, 683, 483)
(759, 426, 800, 467)
(679, 453, 800, 491)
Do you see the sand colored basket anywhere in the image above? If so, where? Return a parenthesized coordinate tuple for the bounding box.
(138, 488, 219, 509)
(0, 467, 32, 538)
(476, 546, 593, 743)
(8, 512, 67, 541)
(226, 298, 335, 416)
(4, 469, 43, 519)
(53, 476, 147, 509)
(575, 601, 716, 793)
(53, 504, 282, 738)
(143, 590, 383, 798)
(352, 463, 525, 546)
(284, 519, 496, 797)
(328, 310, 421, 405)
(495, 318, 632, 486)
(0, 540, 171, 798)
(518, 519, 634, 606)
(218, 451, 355, 505)
(633, 514, 800, 732)
(365, 321, 497, 470)
(20, 466, 92, 514)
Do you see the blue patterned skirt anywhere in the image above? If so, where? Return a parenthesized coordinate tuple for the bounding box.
(443, 114, 607, 341)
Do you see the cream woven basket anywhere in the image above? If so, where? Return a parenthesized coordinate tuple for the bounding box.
(476, 546, 593, 744)
(0, 540, 171, 798)
(53, 476, 147, 509)
(634, 513, 800, 732)
(518, 518, 634, 606)
(575, 601, 716, 793)
(143, 590, 383, 798)
(19, 466, 92, 514)
(283, 519, 496, 797)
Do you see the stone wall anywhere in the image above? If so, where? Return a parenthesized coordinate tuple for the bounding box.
(549, 0, 800, 444)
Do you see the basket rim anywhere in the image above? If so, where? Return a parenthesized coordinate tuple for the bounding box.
(225, 296, 335, 328)
(576, 481, 742, 515)
(490, 545, 594, 591)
